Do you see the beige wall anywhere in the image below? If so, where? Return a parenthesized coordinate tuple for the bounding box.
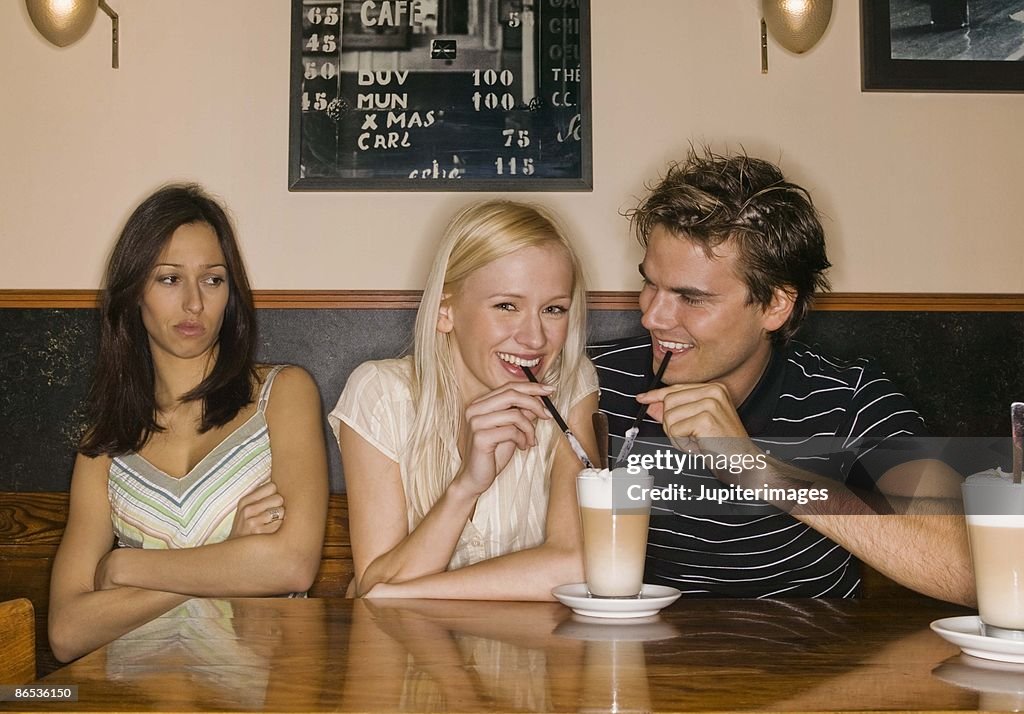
(1, 0, 1022, 292)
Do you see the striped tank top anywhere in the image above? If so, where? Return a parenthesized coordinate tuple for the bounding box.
(108, 365, 285, 549)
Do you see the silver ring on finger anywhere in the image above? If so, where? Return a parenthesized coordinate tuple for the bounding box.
(269, 507, 282, 522)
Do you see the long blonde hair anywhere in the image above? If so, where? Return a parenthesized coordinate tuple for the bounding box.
(406, 200, 588, 525)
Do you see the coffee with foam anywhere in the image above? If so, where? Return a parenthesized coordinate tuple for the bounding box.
(963, 469, 1024, 633)
(577, 468, 652, 598)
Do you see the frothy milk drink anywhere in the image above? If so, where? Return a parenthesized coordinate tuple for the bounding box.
(963, 469, 1024, 635)
(577, 468, 653, 597)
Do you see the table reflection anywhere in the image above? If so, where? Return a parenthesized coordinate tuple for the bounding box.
(20, 596, 982, 712)
(555, 615, 678, 713)
(343, 599, 690, 712)
(104, 599, 276, 709)
(84, 598, 337, 711)
(343, 599, 584, 711)
(933, 654, 1024, 711)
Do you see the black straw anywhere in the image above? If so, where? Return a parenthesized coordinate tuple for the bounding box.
(627, 351, 673, 434)
(613, 351, 673, 468)
(521, 365, 571, 433)
(522, 365, 594, 469)
(1013, 402, 1024, 485)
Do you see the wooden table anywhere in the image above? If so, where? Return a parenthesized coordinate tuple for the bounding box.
(4, 595, 1020, 713)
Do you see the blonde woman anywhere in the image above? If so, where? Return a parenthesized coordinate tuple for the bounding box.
(331, 201, 598, 599)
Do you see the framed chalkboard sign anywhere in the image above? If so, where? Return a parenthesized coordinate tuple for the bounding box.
(288, 0, 592, 191)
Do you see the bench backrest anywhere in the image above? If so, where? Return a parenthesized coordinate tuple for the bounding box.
(2, 292, 1022, 493)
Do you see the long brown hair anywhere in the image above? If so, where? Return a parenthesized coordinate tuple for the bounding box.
(79, 184, 257, 457)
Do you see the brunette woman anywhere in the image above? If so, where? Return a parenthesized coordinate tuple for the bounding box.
(49, 184, 328, 662)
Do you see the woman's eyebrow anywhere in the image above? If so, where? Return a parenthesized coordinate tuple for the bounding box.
(487, 292, 571, 300)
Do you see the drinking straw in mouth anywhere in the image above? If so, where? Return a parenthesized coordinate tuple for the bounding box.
(1013, 402, 1024, 485)
(614, 350, 674, 468)
(521, 365, 594, 469)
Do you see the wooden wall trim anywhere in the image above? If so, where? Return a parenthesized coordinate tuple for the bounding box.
(813, 293, 1024, 312)
(0, 290, 100, 308)
(1, 289, 1023, 311)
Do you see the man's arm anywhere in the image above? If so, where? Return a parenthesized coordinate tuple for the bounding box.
(639, 381, 975, 606)
(746, 454, 974, 605)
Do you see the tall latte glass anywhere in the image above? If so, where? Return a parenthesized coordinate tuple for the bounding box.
(577, 468, 653, 598)
(962, 470, 1024, 639)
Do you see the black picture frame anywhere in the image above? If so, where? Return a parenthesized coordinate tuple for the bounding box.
(288, 0, 593, 191)
(862, 0, 1024, 92)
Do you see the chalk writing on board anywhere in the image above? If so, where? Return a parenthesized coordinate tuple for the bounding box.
(289, 0, 592, 191)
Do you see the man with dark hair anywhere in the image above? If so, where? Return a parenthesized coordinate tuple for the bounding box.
(590, 148, 973, 604)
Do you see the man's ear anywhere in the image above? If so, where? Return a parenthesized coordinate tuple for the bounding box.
(437, 297, 454, 333)
(762, 286, 796, 332)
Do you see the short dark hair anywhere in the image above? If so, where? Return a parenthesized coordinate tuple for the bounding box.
(79, 184, 257, 457)
(627, 147, 831, 344)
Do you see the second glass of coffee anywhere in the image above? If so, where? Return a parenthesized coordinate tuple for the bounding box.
(962, 469, 1024, 639)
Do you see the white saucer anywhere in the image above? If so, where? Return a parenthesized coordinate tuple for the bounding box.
(551, 583, 682, 619)
(930, 616, 1024, 664)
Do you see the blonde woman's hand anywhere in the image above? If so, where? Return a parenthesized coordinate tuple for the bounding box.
(229, 481, 286, 538)
(457, 382, 554, 495)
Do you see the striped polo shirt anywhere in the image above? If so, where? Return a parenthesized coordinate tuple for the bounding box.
(588, 335, 931, 598)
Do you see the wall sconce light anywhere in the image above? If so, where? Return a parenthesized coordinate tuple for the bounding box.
(760, 0, 832, 73)
(25, 0, 119, 69)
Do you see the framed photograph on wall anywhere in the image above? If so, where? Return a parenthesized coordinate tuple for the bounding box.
(862, 0, 1024, 91)
(289, 0, 593, 191)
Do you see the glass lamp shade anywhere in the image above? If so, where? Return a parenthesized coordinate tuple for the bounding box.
(762, 0, 833, 54)
(26, 0, 99, 47)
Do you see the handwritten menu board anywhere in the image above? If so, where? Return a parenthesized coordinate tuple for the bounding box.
(288, 0, 592, 191)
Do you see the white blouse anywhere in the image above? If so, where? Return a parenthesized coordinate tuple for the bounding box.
(330, 356, 598, 571)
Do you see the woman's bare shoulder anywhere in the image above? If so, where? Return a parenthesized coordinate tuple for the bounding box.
(72, 450, 114, 477)
(256, 364, 320, 413)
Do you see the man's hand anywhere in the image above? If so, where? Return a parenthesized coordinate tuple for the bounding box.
(638, 382, 753, 450)
(636, 382, 771, 490)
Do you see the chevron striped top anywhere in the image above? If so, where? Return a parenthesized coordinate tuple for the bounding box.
(589, 336, 934, 598)
(108, 365, 285, 550)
